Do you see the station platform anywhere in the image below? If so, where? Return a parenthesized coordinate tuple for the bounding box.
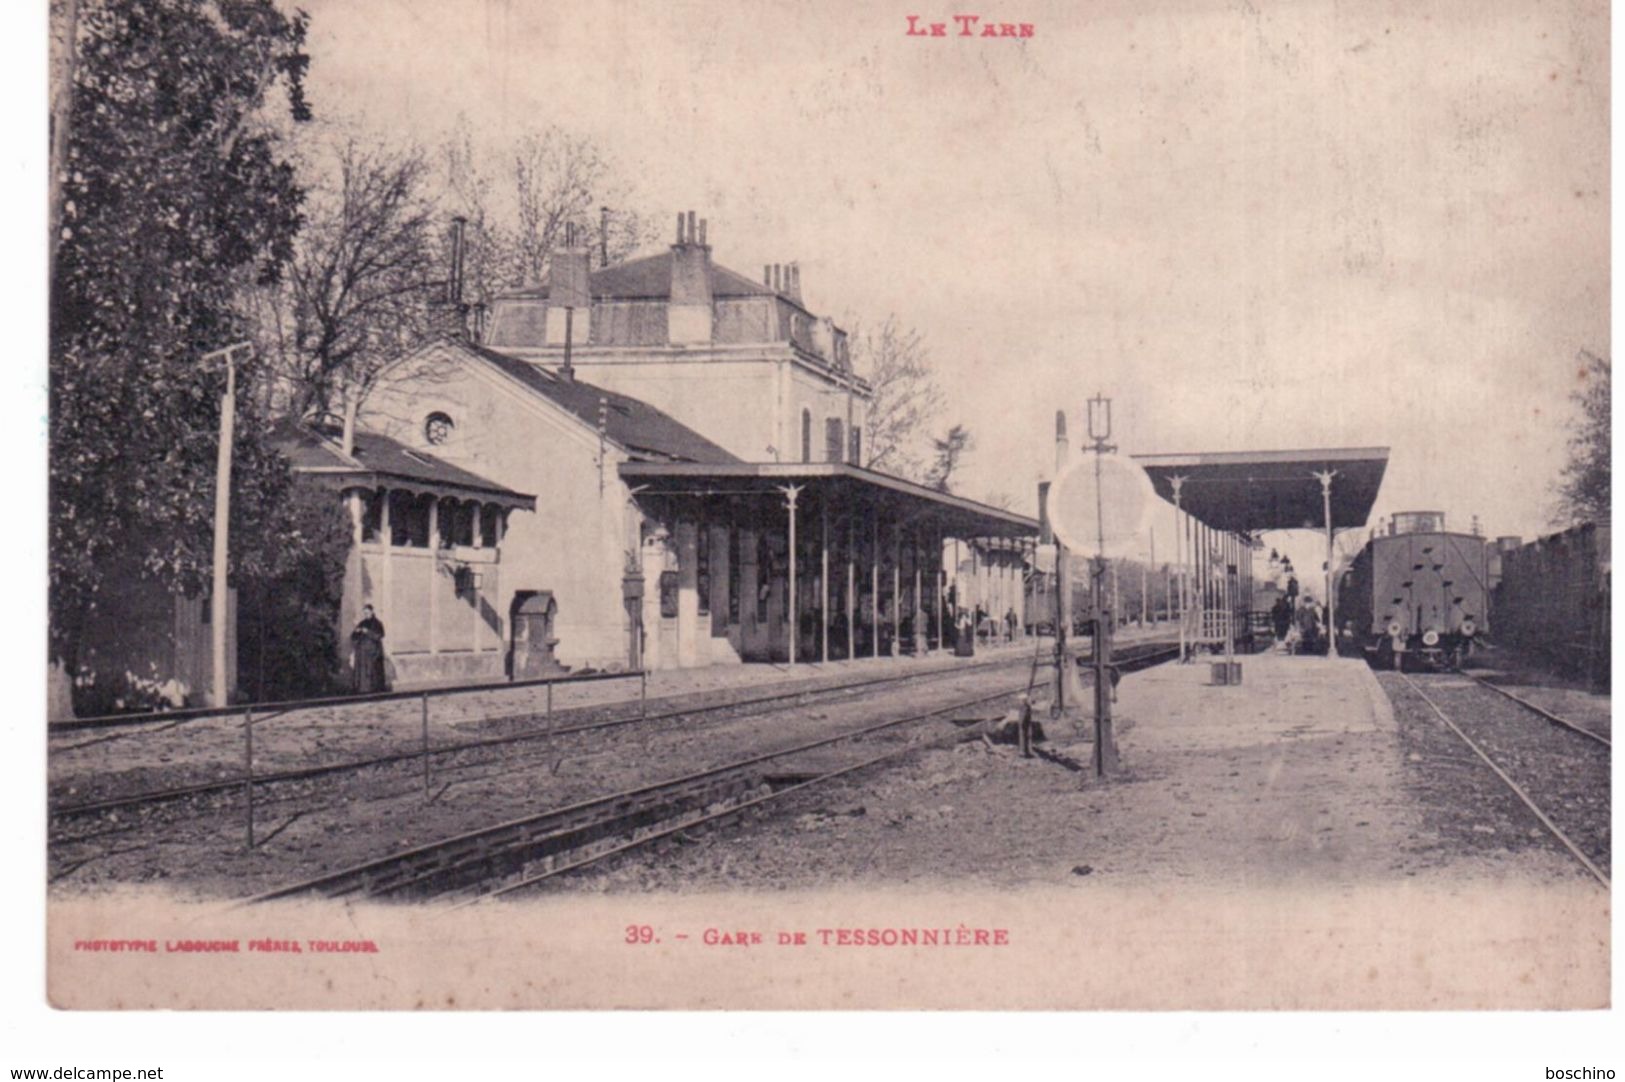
(1118, 650, 1396, 752)
(1049, 650, 1414, 886)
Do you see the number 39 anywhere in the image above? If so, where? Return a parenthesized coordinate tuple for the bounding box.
(625, 925, 655, 944)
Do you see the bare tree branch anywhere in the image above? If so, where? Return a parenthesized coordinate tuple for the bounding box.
(851, 315, 945, 483)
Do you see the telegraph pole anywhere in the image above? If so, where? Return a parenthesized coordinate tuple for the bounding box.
(206, 341, 253, 708)
(1085, 394, 1120, 777)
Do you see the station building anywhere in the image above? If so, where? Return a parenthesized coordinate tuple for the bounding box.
(349, 213, 1037, 680)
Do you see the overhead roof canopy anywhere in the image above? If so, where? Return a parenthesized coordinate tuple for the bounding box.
(1132, 447, 1389, 533)
(618, 462, 1038, 540)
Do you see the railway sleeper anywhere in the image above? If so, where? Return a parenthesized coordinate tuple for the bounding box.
(372, 776, 764, 900)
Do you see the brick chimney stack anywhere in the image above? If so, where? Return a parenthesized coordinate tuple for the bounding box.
(668, 209, 713, 345)
(545, 220, 593, 355)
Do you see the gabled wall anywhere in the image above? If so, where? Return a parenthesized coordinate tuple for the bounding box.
(362, 346, 637, 671)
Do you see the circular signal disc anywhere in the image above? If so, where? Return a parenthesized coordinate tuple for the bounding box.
(1048, 453, 1156, 558)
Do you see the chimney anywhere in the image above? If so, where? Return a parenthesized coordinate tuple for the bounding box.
(545, 220, 593, 363)
(1054, 410, 1069, 475)
(449, 217, 466, 307)
(786, 262, 802, 303)
(668, 208, 713, 344)
(763, 264, 772, 286)
(599, 205, 610, 267)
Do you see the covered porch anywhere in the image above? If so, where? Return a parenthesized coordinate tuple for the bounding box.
(1133, 447, 1389, 656)
(619, 462, 1038, 668)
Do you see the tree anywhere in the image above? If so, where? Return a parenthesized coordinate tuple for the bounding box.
(281, 139, 442, 431)
(438, 120, 659, 308)
(852, 315, 945, 481)
(50, 0, 311, 670)
(925, 424, 974, 493)
(1556, 350, 1610, 526)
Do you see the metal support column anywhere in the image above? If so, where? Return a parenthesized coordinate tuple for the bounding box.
(1315, 469, 1337, 652)
(871, 515, 880, 659)
(891, 525, 901, 658)
(851, 513, 864, 662)
(933, 525, 944, 651)
(820, 495, 830, 664)
(912, 529, 923, 655)
(782, 485, 802, 665)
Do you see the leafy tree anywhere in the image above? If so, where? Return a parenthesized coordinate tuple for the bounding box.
(925, 423, 974, 493)
(280, 139, 442, 427)
(49, 0, 311, 670)
(1556, 350, 1610, 526)
(237, 480, 353, 700)
(852, 315, 945, 481)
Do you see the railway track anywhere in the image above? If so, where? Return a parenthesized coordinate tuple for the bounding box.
(1398, 672, 1610, 888)
(248, 643, 1180, 906)
(51, 646, 1108, 823)
(1458, 670, 1610, 747)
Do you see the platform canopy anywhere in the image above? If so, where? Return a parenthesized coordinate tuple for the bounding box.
(1132, 447, 1389, 534)
(618, 461, 1038, 539)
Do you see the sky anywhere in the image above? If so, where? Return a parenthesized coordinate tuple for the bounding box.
(296, 0, 1609, 573)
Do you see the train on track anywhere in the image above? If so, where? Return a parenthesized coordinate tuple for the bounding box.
(1336, 511, 1489, 670)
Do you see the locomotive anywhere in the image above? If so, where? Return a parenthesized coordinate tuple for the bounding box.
(1335, 511, 1489, 669)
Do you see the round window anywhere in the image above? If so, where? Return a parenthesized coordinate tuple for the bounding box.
(424, 411, 454, 446)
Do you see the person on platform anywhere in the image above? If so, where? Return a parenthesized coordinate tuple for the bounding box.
(1271, 594, 1293, 642)
(350, 605, 387, 693)
(1296, 595, 1324, 656)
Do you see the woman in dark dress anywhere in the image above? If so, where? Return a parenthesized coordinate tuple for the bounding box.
(350, 605, 387, 693)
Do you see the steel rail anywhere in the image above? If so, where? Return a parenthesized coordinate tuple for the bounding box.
(457, 732, 948, 907)
(459, 644, 1184, 906)
(243, 681, 1046, 905)
(1459, 671, 1610, 748)
(1399, 673, 1609, 890)
(50, 650, 1087, 821)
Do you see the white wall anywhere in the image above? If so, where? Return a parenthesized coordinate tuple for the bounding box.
(363, 347, 637, 671)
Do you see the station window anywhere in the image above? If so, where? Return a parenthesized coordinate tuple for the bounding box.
(801, 409, 812, 463)
(756, 531, 775, 623)
(849, 427, 862, 466)
(659, 570, 680, 619)
(825, 418, 844, 463)
(480, 504, 501, 547)
(360, 488, 385, 543)
(696, 525, 710, 616)
(438, 497, 474, 548)
(728, 529, 741, 622)
(389, 491, 432, 548)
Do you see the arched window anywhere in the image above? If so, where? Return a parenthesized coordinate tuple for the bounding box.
(424, 411, 454, 446)
(800, 409, 812, 462)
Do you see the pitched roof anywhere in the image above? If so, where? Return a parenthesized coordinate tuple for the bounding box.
(501, 251, 786, 302)
(280, 422, 536, 508)
(464, 343, 742, 465)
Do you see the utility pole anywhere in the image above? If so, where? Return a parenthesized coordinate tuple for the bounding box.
(1052, 410, 1072, 714)
(1314, 469, 1337, 651)
(206, 341, 253, 708)
(1085, 394, 1120, 777)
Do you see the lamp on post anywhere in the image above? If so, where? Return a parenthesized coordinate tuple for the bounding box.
(205, 340, 254, 708)
(1313, 469, 1337, 654)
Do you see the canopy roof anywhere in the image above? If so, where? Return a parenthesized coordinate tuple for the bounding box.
(617, 462, 1038, 539)
(282, 423, 536, 510)
(1132, 447, 1389, 533)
